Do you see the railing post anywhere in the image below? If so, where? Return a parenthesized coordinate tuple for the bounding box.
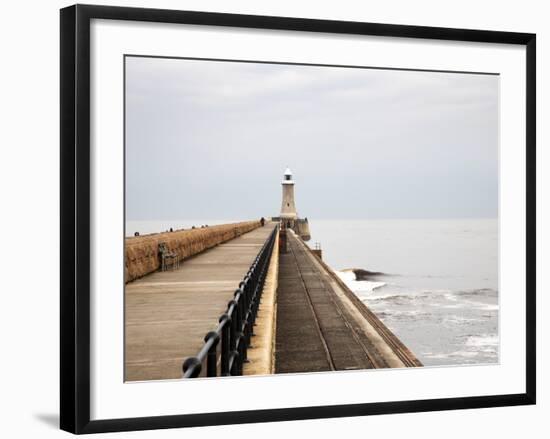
(228, 299, 237, 349)
(229, 350, 239, 375)
(234, 288, 248, 365)
(241, 277, 253, 343)
(182, 356, 202, 378)
(228, 298, 241, 375)
(241, 277, 250, 306)
(204, 331, 220, 377)
(219, 313, 231, 376)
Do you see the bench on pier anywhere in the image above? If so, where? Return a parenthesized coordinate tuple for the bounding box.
(158, 242, 179, 271)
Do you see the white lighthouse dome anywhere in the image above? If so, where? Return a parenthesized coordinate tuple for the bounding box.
(282, 167, 294, 184)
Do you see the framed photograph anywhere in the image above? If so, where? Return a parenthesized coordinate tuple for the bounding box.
(60, 4, 536, 434)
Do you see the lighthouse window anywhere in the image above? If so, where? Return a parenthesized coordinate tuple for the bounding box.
(285, 175, 291, 180)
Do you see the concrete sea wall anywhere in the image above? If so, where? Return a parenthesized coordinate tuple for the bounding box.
(295, 233, 422, 368)
(271, 216, 311, 241)
(293, 218, 311, 241)
(125, 221, 260, 283)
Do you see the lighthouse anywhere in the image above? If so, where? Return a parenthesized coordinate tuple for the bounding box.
(280, 168, 298, 220)
(277, 167, 311, 241)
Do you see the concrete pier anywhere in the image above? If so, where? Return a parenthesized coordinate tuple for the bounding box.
(124, 220, 420, 381)
(125, 223, 277, 381)
(275, 230, 421, 373)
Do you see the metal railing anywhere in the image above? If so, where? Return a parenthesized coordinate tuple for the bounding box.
(182, 225, 278, 378)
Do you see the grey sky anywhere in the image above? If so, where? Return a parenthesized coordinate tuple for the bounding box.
(125, 56, 498, 221)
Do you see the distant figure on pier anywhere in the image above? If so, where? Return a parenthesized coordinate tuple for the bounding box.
(260, 217, 265, 226)
(134, 232, 139, 237)
(169, 227, 173, 232)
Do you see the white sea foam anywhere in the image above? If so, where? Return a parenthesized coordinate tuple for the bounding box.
(363, 289, 453, 302)
(459, 299, 500, 312)
(475, 304, 499, 312)
(422, 351, 481, 360)
(465, 334, 499, 348)
(335, 270, 386, 293)
(423, 335, 499, 361)
(442, 315, 480, 324)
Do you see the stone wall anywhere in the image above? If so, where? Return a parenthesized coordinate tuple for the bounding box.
(125, 221, 260, 283)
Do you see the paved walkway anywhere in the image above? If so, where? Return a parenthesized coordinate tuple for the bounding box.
(125, 223, 277, 381)
(275, 231, 414, 374)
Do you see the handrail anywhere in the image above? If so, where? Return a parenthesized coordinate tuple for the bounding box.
(182, 225, 278, 378)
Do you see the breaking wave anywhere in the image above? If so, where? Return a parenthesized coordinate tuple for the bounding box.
(334, 266, 499, 366)
(335, 269, 386, 293)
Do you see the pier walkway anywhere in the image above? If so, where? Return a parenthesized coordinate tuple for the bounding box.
(125, 223, 277, 381)
(275, 230, 421, 373)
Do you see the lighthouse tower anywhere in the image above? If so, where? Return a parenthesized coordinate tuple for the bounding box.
(280, 167, 298, 220)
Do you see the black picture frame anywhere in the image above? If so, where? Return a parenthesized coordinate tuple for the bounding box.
(60, 4, 536, 434)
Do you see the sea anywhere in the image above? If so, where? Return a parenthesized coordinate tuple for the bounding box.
(126, 218, 499, 367)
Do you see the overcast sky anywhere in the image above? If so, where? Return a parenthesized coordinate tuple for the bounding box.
(125, 56, 498, 221)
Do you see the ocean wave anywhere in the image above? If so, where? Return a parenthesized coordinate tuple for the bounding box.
(335, 270, 386, 292)
(374, 310, 434, 321)
(422, 351, 481, 360)
(422, 334, 499, 361)
(342, 268, 386, 280)
(348, 285, 498, 305)
(455, 288, 498, 297)
(465, 334, 499, 348)
(443, 315, 481, 324)
(365, 290, 453, 302)
(474, 303, 499, 311)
